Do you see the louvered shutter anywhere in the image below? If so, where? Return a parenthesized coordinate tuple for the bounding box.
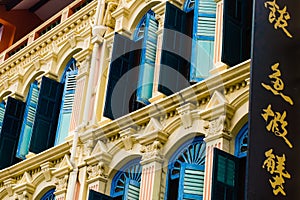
(221, 0, 252, 67)
(190, 0, 216, 82)
(136, 13, 158, 104)
(0, 97, 25, 169)
(178, 163, 204, 200)
(104, 33, 143, 120)
(55, 70, 78, 145)
(158, 2, 192, 96)
(123, 179, 140, 200)
(211, 148, 239, 200)
(88, 190, 114, 200)
(16, 81, 39, 159)
(30, 77, 63, 153)
(0, 101, 6, 132)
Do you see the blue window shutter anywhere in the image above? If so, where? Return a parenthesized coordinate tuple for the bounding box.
(104, 33, 143, 120)
(16, 81, 39, 159)
(190, 0, 216, 82)
(88, 190, 114, 200)
(0, 97, 25, 169)
(30, 76, 63, 154)
(158, 2, 192, 96)
(221, 0, 252, 67)
(55, 70, 78, 145)
(123, 179, 140, 200)
(178, 163, 204, 200)
(0, 101, 6, 133)
(136, 13, 158, 104)
(211, 148, 240, 200)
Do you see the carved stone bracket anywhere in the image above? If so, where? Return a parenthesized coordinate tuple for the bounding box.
(4, 178, 16, 197)
(199, 91, 235, 139)
(119, 127, 136, 150)
(92, 25, 107, 43)
(177, 103, 196, 129)
(136, 118, 168, 164)
(85, 140, 112, 182)
(53, 155, 73, 198)
(40, 161, 54, 182)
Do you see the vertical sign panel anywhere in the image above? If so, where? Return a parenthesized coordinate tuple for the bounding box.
(248, 0, 300, 199)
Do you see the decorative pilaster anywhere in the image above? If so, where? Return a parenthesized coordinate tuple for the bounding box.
(69, 52, 91, 132)
(84, 140, 112, 193)
(199, 91, 235, 200)
(150, 2, 167, 101)
(136, 118, 168, 200)
(82, 25, 106, 127)
(53, 155, 73, 200)
(210, 0, 228, 75)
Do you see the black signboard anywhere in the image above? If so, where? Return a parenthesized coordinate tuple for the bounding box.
(248, 0, 300, 199)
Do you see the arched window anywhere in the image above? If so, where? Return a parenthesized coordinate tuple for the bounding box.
(41, 188, 55, 200)
(235, 123, 248, 158)
(16, 57, 78, 160)
(111, 158, 142, 200)
(103, 10, 158, 119)
(166, 137, 206, 200)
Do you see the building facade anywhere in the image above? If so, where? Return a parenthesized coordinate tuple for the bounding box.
(0, 0, 251, 199)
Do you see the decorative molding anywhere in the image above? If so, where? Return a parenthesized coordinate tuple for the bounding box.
(176, 103, 196, 129)
(136, 118, 168, 164)
(119, 127, 136, 150)
(4, 178, 16, 196)
(54, 175, 69, 193)
(85, 140, 112, 181)
(200, 91, 235, 138)
(40, 161, 54, 182)
(13, 172, 35, 200)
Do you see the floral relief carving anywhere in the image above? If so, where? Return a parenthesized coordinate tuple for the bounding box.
(87, 162, 106, 180)
(204, 115, 230, 136)
(55, 175, 69, 192)
(140, 140, 163, 161)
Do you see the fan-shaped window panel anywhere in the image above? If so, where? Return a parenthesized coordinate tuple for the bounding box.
(41, 188, 55, 200)
(166, 137, 206, 200)
(111, 158, 142, 199)
(235, 123, 248, 158)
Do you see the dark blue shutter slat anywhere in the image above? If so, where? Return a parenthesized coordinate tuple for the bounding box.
(211, 148, 240, 200)
(221, 0, 252, 67)
(30, 76, 63, 154)
(0, 97, 25, 169)
(88, 190, 114, 200)
(158, 2, 191, 96)
(104, 33, 143, 120)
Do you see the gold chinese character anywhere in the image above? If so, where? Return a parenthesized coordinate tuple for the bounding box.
(263, 149, 291, 196)
(261, 104, 292, 148)
(261, 63, 294, 105)
(265, 0, 292, 38)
